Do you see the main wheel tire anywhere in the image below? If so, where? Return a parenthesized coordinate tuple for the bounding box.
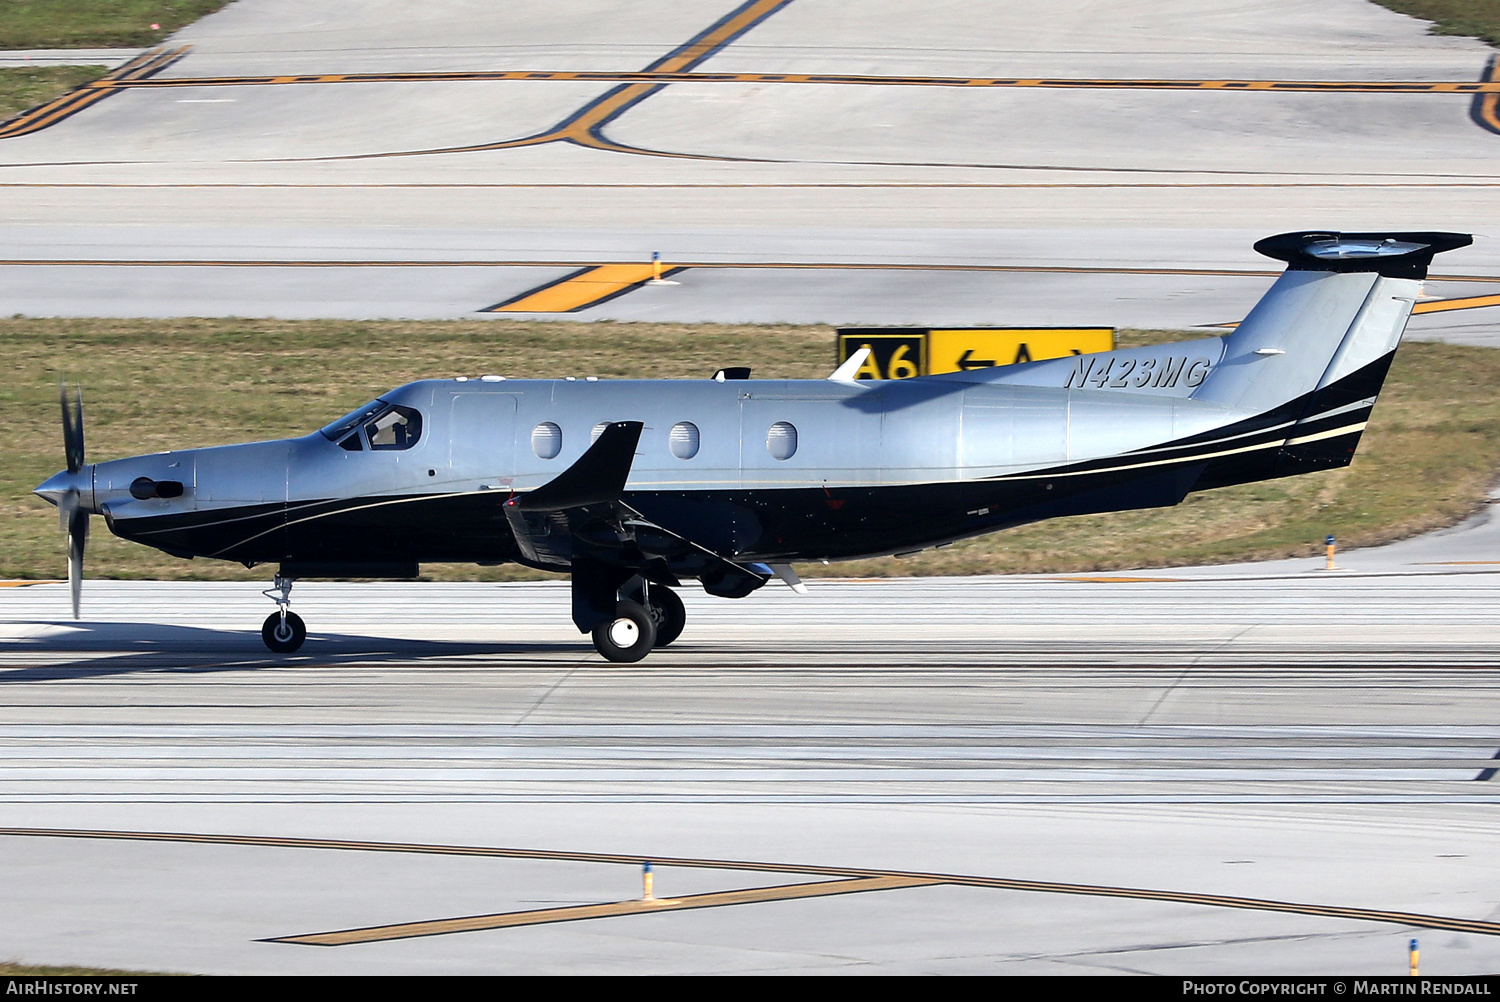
(261, 611, 307, 654)
(591, 600, 656, 662)
(644, 586, 686, 647)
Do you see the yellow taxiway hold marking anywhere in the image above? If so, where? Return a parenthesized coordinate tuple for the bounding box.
(5, 828, 1499, 940)
(1050, 576, 1185, 583)
(0, 46, 190, 140)
(0, 580, 62, 587)
(483, 263, 680, 313)
(273, 876, 937, 945)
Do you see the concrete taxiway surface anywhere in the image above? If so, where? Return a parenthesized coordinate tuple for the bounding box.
(3, 509, 1500, 972)
(0, 0, 1497, 330)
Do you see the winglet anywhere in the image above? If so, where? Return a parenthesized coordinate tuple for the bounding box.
(516, 421, 643, 511)
(828, 348, 871, 383)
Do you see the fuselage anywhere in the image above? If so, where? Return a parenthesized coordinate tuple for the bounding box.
(58, 357, 1275, 571)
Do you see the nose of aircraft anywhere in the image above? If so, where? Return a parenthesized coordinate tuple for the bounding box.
(34, 468, 88, 509)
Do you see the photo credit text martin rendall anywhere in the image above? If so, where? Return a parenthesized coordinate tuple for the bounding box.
(1182, 982, 1493, 995)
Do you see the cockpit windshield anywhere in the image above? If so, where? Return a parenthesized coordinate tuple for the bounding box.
(319, 399, 422, 451)
(320, 400, 386, 442)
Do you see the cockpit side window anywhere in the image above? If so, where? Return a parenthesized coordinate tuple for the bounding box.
(365, 404, 422, 450)
(338, 432, 363, 451)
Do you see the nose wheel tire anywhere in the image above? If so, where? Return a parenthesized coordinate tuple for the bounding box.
(592, 600, 655, 662)
(643, 586, 686, 647)
(261, 611, 307, 654)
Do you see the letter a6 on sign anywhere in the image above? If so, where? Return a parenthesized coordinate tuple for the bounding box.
(837, 327, 1114, 378)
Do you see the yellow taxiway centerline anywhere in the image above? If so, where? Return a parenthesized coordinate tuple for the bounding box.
(1412, 293, 1500, 315)
(84, 69, 1500, 95)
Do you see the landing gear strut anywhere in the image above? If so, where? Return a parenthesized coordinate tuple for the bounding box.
(631, 581, 685, 648)
(260, 574, 306, 654)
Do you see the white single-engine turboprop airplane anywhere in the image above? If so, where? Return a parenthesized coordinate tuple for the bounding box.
(34, 231, 1470, 661)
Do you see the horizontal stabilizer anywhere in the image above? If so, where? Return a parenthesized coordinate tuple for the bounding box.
(1254, 231, 1471, 280)
(516, 421, 643, 511)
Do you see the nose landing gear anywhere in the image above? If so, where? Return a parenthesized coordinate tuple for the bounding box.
(260, 575, 306, 654)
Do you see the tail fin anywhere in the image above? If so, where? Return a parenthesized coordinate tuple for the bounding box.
(1190, 230, 1471, 474)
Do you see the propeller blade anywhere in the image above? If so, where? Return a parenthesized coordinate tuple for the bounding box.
(57, 487, 75, 532)
(60, 383, 84, 475)
(67, 508, 87, 621)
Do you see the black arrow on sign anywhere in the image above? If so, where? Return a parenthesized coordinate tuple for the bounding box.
(958, 349, 995, 370)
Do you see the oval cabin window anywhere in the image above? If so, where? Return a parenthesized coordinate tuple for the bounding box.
(766, 421, 797, 461)
(531, 421, 562, 459)
(590, 421, 611, 444)
(669, 421, 700, 460)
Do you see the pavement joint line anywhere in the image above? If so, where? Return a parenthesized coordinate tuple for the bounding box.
(3, 827, 1497, 941)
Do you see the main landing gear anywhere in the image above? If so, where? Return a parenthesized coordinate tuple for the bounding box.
(591, 582, 687, 663)
(260, 574, 306, 654)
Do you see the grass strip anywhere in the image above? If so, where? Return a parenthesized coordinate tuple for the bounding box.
(0, 1, 232, 50)
(1370, 0, 1500, 48)
(3, 318, 1497, 582)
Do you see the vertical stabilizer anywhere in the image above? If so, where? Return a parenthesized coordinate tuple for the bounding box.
(1192, 230, 1470, 477)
